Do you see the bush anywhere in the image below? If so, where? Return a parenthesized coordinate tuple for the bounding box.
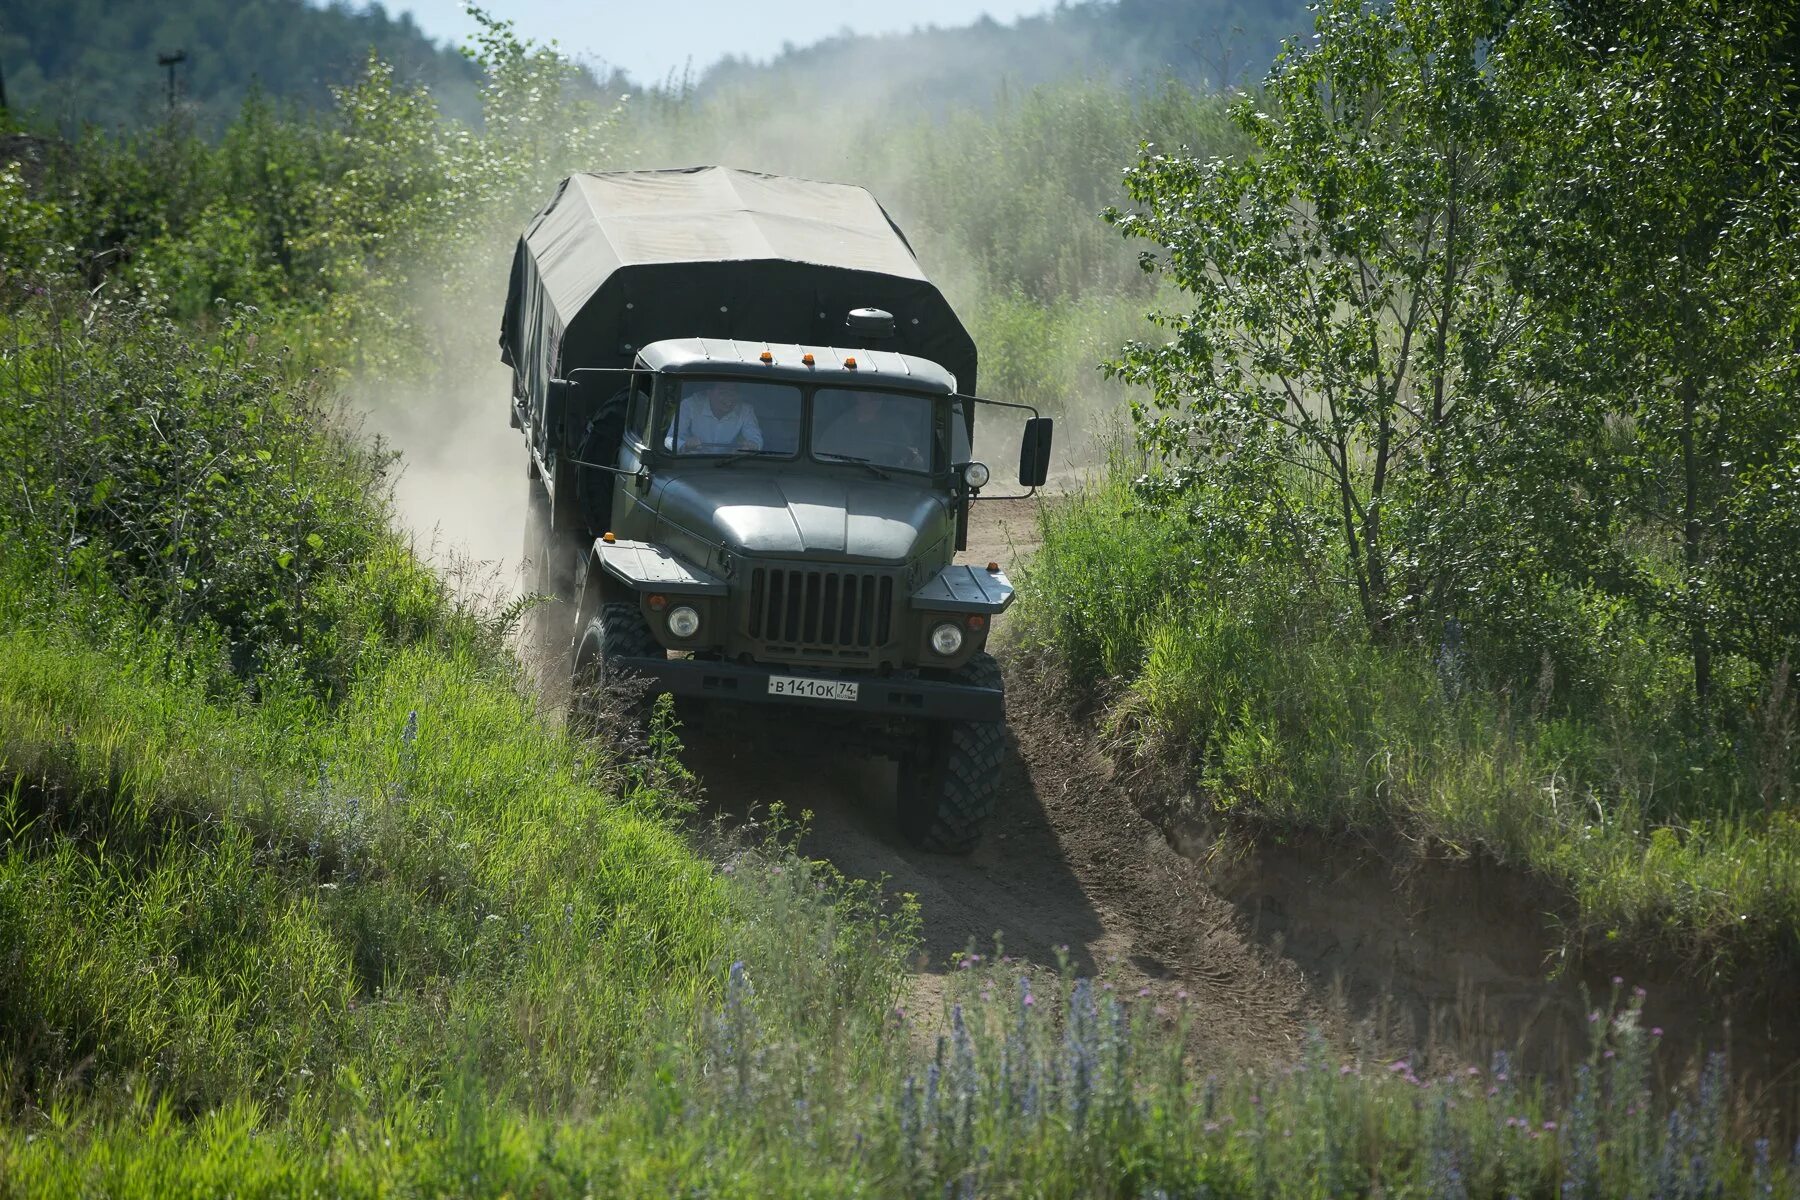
(0, 290, 462, 698)
(1017, 476, 1800, 970)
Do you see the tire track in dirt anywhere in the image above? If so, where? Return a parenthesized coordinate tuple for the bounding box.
(683, 499, 1315, 1063)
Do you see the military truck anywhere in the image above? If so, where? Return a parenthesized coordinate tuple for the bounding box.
(499, 166, 1052, 852)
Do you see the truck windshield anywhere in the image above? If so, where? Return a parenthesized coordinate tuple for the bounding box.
(811, 388, 936, 474)
(664, 380, 802, 457)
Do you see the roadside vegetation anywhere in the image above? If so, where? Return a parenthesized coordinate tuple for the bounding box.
(1018, 0, 1800, 977)
(1, 2, 1796, 1192)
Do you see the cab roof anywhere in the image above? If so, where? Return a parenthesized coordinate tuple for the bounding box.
(638, 337, 958, 395)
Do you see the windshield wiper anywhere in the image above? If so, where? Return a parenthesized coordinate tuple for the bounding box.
(815, 451, 890, 480)
(710, 450, 767, 469)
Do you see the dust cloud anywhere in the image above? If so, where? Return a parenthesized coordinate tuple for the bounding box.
(362, 356, 526, 596)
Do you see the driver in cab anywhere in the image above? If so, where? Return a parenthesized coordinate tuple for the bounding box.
(817, 392, 925, 468)
(675, 380, 763, 453)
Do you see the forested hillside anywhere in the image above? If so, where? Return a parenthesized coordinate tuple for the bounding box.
(698, 0, 1314, 110)
(0, 0, 480, 130)
(0, 0, 1313, 135)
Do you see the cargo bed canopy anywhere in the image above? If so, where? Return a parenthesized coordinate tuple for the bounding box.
(500, 167, 979, 414)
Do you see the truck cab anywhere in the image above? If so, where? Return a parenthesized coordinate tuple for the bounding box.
(592, 337, 1000, 674)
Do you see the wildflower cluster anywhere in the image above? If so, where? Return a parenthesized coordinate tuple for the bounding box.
(664, 954, 1797, 1197)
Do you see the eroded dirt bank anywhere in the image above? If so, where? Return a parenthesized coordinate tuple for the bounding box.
(679, 499, 1313, 1066)
(679, 498, 1799, 1130)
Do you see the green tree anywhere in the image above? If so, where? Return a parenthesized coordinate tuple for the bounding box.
(1495, 0, 1800, 707)
(1106, 0, 1508, 637)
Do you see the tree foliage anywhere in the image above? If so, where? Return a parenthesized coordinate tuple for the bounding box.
(1110, 0, 1800, 714)
(7, 8, 621, 375)
(0, 0, 481, 132)
(1494, 0, 1800, 705)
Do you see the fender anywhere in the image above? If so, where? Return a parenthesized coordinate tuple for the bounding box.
(593, 539, 727, 596)
(574, 538, 726, 636)
(909, 563, 1014, 615)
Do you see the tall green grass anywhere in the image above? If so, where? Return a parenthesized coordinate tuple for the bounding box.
(1016, 473, 1800, 972)
(6, 938, 1789, 1195)
(0, 574, 735, 1110)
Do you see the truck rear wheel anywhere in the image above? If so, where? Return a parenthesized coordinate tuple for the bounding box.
(896, 653, 1006, 854)
(570, 600, 662, 734)
(522, 473, 582, 684)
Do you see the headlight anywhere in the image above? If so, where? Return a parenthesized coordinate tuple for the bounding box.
(930, 621, 965, 656)
(963, 461, 991, 489)
(667, 605, 701, 638)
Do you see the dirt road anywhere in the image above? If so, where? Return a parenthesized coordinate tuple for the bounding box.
(682, 499, 1315, 1062)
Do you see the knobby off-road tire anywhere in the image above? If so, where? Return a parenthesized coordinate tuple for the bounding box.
(896, 652, 1007, 854)
(570, 600, 662, 736)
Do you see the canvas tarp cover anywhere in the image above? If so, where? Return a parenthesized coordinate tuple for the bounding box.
(500, 167, 979, 416)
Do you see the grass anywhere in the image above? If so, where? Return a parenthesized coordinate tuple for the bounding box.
(1014, 472, 1800, 974)
(0, 574, 733, 1115)
(6, 934, 1790, 1195)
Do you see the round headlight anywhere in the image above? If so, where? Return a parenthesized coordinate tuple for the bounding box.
(667, 605, 701, 639)
(930, 621, 965, 656)
(963, 461, 991, 489)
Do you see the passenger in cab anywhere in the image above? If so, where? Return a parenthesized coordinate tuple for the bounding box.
(816, 391, 927, 469)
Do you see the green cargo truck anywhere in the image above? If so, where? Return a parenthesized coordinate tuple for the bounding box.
(500, 166, 1051, 851)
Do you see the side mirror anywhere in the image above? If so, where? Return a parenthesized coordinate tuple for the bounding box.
(1018, 417, 1054, 488)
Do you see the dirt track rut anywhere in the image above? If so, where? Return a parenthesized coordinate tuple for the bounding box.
(681, 500, 1314, 1062)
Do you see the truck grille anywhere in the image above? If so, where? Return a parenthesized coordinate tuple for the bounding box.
(746, 566, 897, 656)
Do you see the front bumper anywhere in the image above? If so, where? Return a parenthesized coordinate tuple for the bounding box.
(612, 656, 1003, 723)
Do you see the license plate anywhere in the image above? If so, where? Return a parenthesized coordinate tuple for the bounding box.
(767, 676, 860, 702)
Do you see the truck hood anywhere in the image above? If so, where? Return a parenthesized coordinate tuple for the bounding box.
(656, 470, 947, 563)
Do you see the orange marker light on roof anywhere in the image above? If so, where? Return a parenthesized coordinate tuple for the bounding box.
(986, 561, 1000, 572)
(843, 356, 858, 369)
(603, 531, 617, 544)
(801, 352, 815, 366)
(759, 349, 773, 363)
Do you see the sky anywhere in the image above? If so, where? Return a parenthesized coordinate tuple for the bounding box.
(394, 0, 1064, 86)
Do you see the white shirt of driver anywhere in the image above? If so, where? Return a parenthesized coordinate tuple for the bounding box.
(676, 395, 763, 451)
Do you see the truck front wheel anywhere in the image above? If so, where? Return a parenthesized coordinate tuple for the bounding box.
(570, 600, 663, 734)
(896, 653, 1007, 853)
